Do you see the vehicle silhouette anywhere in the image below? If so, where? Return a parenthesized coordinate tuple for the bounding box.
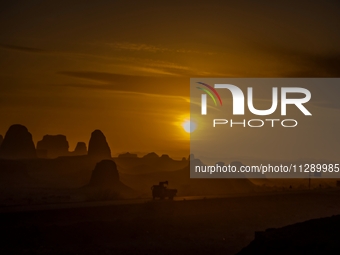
(151, 181, 177, 200)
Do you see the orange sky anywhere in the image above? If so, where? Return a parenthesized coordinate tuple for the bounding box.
(0, 1, 339, 158)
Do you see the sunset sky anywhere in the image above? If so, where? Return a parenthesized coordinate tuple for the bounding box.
(0, 1, 339, 158)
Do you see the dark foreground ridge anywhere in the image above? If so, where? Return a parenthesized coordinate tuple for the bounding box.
(237, 215, 340, 255)
(1, 191, 340, 255)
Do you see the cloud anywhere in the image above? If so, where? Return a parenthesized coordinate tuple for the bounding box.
(0, 44, 44, 53)
(271, 49, 340, 109)
(252, 43, 340, 77)
(286, 53, 340, 77)
(57, 71, 190, 96)
(111, 42, 168, 53)
(108, 42, 215, 55)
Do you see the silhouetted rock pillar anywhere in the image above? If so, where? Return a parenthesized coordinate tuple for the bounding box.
(73, 142, 87, 156)
(87, 130, 111, 159)
(89, 160, 119, 186)
(0, 135, 3, 147)
(0, 124, 37, 159)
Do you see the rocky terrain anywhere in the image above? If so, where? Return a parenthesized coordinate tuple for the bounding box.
(237, 214, 340, 254)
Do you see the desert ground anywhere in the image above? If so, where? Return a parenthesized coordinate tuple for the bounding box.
(1, 189, 340, 255)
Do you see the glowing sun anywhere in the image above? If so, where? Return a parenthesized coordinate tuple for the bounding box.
(182, 120, 197, 133)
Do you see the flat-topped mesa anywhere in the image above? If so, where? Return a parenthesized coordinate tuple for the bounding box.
(87, 130, 111, 159)
(36, 134, 69, 158)
(89, 160, 119, 187)
(0, 124, 37, 159)
(73, 142, 87, 156)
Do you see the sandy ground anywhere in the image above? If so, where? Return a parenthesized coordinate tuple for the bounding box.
(1, 189, 340, 255)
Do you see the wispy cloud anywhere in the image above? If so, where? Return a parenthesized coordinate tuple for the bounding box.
(106, 57, 229, 77)
(0, 44, 44, 53)
(108, 42, 216, 55)
(56, 71, 190, 96)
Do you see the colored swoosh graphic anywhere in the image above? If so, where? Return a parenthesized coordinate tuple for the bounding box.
(196, 87, 217, 106)
(197, 82, 223, 106)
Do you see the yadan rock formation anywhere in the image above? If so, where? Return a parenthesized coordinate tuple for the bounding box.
(142, 152, 159, 159)
(85, 159, 136, 198)
(87, 130, 111, 159)
(0, 124, 37, 159)
(36, 135, 69, 158)
(88, 160, 120, 187)
(118, 152, 138, 158)
(72, 142, 87, 156)
(160, 154, 170, 159)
